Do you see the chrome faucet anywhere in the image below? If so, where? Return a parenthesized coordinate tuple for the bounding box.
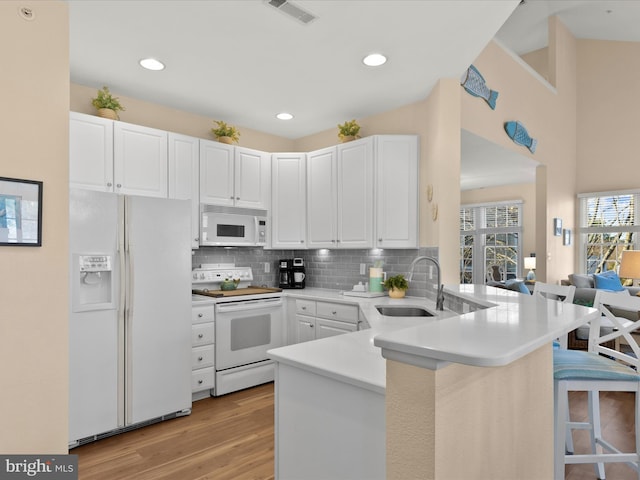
(408, 256, 445, 311)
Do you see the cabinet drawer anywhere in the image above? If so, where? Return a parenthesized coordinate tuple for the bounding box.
(191, 344, 215, 369)
(296, 299, 316, 316)
(316, 301, 358, 323)
(192, 305, 214, 325)
(192, 322, 215, 346)
(191, 367, 215, 392)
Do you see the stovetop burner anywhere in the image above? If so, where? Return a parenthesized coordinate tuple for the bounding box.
(191, 264, 282, 301)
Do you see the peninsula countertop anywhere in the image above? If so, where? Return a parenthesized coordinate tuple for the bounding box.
(267, 285, 599, 393)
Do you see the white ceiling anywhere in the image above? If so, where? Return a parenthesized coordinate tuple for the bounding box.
(66, 1, 640, 189)
(460, 130, 539, 191)
(495, 0, 640, 55)
(67, 0, 518, 140)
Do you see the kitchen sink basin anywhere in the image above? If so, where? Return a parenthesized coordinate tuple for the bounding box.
(376, 306, 434, 317)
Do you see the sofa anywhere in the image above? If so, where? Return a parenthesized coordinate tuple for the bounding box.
(561, 272, 640, 349)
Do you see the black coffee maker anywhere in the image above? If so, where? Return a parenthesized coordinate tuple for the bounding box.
(292, 258, 306, 289)
(278, 259, 294, 289)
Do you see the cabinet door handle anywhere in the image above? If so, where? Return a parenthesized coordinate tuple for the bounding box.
(378, 238, 383, 242)
(198, 313, 203, 318)
(198, 333, 204, 339)
(310, 324, 314, 328)
(198, 356, 203, 361)
(300, 240, 304, 243)
(301, 306, 307, 310)
(230, 196, 234, 199)
(116, 183, 122, 188)
(236, 197, 240, 200)
(332, 311, 337, 315)
(198, 379, 203, 385)
(107, 182, 113, 187)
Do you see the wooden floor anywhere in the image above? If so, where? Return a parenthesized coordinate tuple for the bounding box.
(73, 384, 638, 480)
(565, 390, 637, 480)
(73, 383, 275, 480)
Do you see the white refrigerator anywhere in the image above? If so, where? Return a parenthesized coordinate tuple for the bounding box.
(69, 188, 192, 446)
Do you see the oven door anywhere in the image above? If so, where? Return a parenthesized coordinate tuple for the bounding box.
(215, 297, 284, 370)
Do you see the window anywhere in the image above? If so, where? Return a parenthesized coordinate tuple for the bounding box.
(460, 201, 523, 284)
(578, 190, 640, 274)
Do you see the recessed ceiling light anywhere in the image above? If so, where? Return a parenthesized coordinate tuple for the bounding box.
(363, 53, 387, 67)
(276, 112, 294, 120)
(139, 58, 165, 71)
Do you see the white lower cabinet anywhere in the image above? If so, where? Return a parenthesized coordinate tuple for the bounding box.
(295, 299, 358, 343)
(191, 304, 215, 400)
(274, 362, 385, 479)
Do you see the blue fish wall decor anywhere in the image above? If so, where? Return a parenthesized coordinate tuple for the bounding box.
(504, 121, 537, 153)
(460, 64, 498, 110)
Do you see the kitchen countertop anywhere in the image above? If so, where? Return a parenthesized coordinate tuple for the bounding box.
(267, 285, 599, 394)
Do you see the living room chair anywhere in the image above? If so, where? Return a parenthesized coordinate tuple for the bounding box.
(532, 282, 576, 349)
(553, 290, 640, 480)
(486, 265, 503, 283)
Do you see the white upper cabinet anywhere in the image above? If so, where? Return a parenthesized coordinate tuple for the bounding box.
(306, 146, 337, 248)
(375, 135, 419, 248)
(200, 140, 269, 210)
(168, 132, 200, 249)
(271, 153, 306, 249)
(307, 137, 374, 249)
(70, 113, 169, 198)
(199, 140, 235, 206)
(112, 122, 168, 197)
(69, 112, 114, 192)
(235, 146, 270, 209)
(336, 137, 374, 248)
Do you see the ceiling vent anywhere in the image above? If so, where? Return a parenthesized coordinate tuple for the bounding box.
(266, 0, 317, 25)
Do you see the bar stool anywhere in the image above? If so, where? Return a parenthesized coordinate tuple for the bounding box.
(553, 290, 640, 479)
(532, 282, 576, 349)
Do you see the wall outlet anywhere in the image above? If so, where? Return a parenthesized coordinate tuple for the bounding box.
(360, 263, 366, 275)
(264, 262, 270, 273)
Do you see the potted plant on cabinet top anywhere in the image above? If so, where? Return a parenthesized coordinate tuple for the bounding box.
(91, 86, 125, 120)
(382, 274, 409, 299)
(211, 120, 240, 144)
(337, 119, 361, 143)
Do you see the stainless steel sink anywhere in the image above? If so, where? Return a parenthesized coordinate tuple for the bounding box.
(376, 306, 434, 317)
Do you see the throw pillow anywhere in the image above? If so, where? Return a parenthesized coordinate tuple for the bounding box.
(569, 273, 595, 288)
(594, 270, 625, 291)
(504, 279, 530, 294)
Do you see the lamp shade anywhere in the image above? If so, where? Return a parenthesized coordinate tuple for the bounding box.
(524, 257, 536, 270)
(619, 251, 640, 279)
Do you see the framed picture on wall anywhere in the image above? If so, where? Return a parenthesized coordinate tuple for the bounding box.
(0, 176, 43, 247)
(553, 218, 562, 236)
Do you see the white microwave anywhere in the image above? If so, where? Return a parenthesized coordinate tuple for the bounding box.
(200, 204, 268, 247)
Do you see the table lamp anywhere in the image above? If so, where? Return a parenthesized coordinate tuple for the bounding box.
(619, 250, 640, 290)
(524, 256, 536, 281)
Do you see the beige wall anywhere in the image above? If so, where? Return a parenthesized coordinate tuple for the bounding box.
(461, 18, 577, 284)
(71, 83, 294, 153)
(0, 1, 69, 453)
(576, 39, 640, 193)
(461, 182, 537, 258)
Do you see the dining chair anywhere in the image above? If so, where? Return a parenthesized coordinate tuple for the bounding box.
(553, 289, 640, 479)
(532, 282, 576, 349)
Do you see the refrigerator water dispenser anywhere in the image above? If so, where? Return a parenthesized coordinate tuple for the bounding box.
(72, 254, 115, 311)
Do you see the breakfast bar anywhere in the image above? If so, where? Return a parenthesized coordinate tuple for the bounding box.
(268, 285, 599, 479)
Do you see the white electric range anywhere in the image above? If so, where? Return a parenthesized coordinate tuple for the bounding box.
(192, 264, 284, 396)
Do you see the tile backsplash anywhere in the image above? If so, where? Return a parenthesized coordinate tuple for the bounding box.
(192, 246, 441, 301)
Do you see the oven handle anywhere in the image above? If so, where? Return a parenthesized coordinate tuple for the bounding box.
(215, 297, 283, 313)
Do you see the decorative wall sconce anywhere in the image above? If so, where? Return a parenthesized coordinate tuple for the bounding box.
(563, 229, 571, 246)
